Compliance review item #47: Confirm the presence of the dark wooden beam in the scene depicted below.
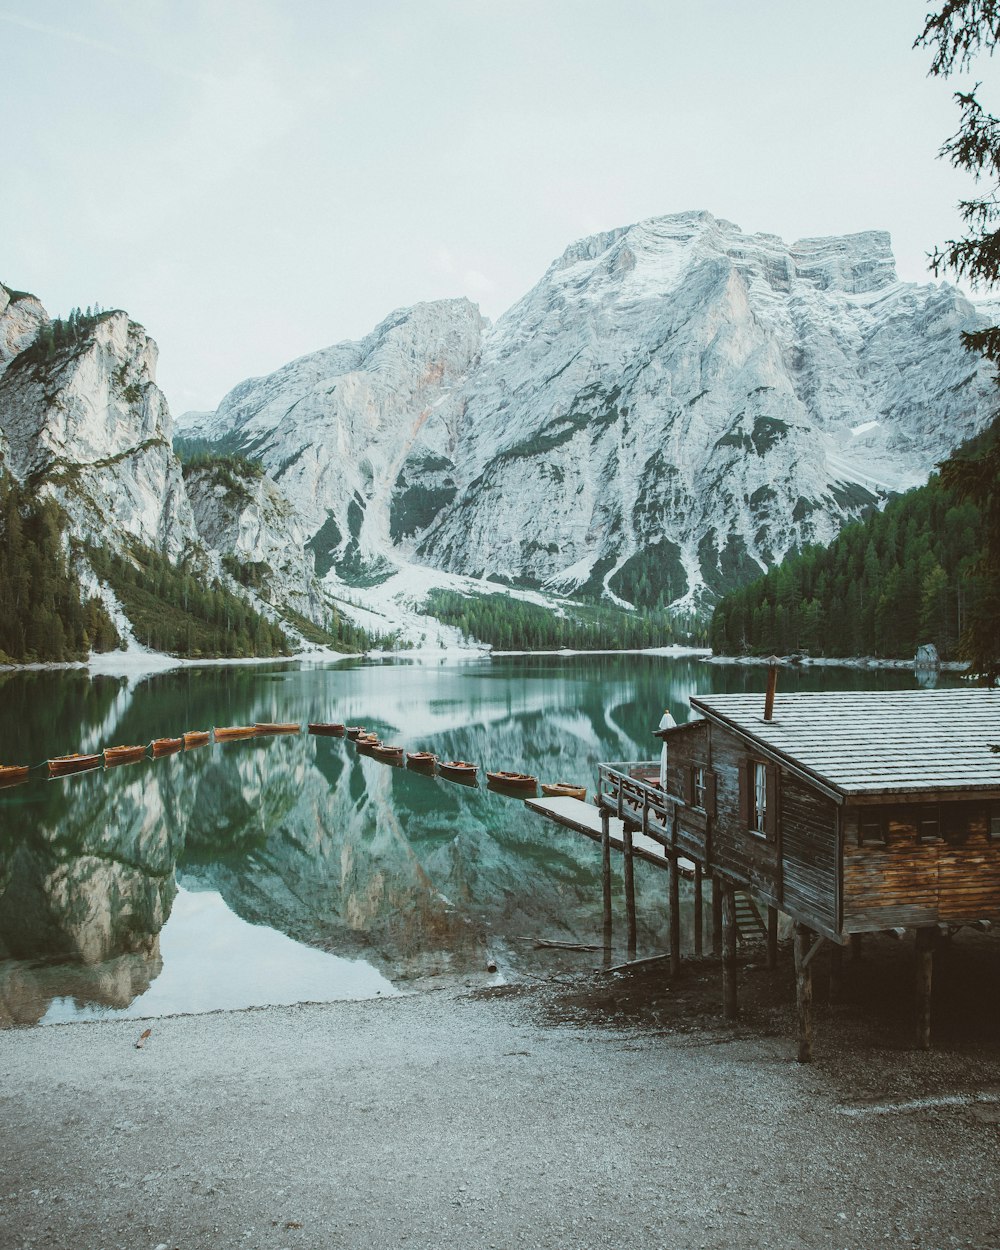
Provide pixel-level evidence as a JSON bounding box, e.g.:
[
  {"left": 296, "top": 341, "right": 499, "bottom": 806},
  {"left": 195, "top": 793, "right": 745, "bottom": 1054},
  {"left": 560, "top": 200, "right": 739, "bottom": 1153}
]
[
  {"left": 600, "top": 808, "right": 612, "bottom": 940},
  {"left": 669, "top": 854, "right": 681, "bottom": 977},
  {"left": 800, "top": 934, "right": 825, "bottom": 970},
  {"left": 622, "top": 823, "right": 637, "bottom": 956},
  {"left": 712, "top": 875, "right": 723, "bottom": 957},
  {"left": 915, "top": 926, "right": 935, "bottom": 1051},
  {"left": 794, "top": 922, "right": 814, "bottom": 1063},
  {"left": 693, "top": 863, "right": 704, "bottom": 957},
  {"left": 722, "top": 882, "right": 738, "bottom": 1019}
]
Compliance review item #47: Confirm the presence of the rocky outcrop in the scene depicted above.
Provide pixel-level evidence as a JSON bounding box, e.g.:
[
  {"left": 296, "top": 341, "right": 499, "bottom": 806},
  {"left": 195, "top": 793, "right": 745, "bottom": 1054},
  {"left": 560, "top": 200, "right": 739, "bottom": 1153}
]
[
  {"left": 184, "top": 459, "right": 323, "bottom": 621},
  {"left": 0, "top": 308, "right": 199, "bottom": 559},
  {"left": 0, "top": 297, "right": 330, "bottom": 636},
  {"left": 0, "top": 285, "right": 47, "bottom": 374}
]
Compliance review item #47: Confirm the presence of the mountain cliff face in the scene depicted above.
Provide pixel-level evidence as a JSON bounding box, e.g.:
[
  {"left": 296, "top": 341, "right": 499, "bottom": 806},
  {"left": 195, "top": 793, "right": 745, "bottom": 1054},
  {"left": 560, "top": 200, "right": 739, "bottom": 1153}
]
[
  {"left": 191, "top": 213, "right": 995, "bottom": 614},
  {"left": 0, "top": 303, "right": 197, "bottom": 559},
  {"left": 0, "top": 286, "right": 329, "bottom": 644},
  {"left": 183, "top": 459, "right": 322, "bottom": 621},
  {"left": 192, "top": 298, "right": 485, "bottom": 584}
]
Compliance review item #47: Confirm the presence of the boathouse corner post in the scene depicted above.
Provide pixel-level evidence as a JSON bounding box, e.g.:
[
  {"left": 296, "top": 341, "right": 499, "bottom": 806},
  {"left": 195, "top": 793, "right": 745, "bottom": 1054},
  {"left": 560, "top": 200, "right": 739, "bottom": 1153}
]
[
  {"left": 915, "top": 926, "right": 935, "bottom": 1051},
  {"left": 793, "top": 922, "right": 814, "bottom": 1063},
  {"left": 721, "top": 881, "right": 738, "bottom": 1018},
  {"left": 711, "top": 875, "right": 723, "bottom": 957},
  {"left": 693, "top": 863, "right": 704, "bottom": 957},
  {"left": 668, "top": 854, "right": 681, "bottom": 977},
  {"left": 600, "top": 808, "right": 613, "bottom": 943},
  {"left": 622, "top": 823, "right": 637, "bottom": 955}
]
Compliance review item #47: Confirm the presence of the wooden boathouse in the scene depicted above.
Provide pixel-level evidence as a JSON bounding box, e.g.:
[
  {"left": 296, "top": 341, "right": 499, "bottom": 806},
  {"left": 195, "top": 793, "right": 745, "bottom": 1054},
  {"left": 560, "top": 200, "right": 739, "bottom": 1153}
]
[{"left": 530, "top": 687, "right": 1000, "bottom": 1060}]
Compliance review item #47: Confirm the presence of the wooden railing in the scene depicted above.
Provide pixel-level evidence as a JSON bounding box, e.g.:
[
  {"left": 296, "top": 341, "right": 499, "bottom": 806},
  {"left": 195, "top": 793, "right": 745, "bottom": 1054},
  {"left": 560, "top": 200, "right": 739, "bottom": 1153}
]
[
  {"left": 597, "top": 761, "right": 709, "bottom": 863},
  {"left": 597, "top": 762, "right": 677, "bottom": 843}
]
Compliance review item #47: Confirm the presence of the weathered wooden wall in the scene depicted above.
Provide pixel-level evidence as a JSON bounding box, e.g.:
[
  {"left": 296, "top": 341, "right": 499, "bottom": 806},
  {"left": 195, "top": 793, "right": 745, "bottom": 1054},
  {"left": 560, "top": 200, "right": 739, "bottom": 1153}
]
[
  {"left": 781, "top": 777, "right": 838, "bottom": 933},
  {"left": 843, "top": 803, "right": 1000, "bottom": 931}
]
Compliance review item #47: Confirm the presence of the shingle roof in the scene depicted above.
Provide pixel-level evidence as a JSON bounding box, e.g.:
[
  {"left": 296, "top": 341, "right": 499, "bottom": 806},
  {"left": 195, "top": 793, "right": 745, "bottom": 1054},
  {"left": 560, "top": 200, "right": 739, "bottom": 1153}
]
[{"left": 689, "top": 689, "right": 1000, "bottom": 797}]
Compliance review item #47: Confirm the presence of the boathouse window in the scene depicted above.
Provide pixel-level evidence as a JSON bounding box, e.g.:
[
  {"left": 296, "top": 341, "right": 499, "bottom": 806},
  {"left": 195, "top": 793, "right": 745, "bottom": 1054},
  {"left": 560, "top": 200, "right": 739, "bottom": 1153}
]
[
  {"left": 739, "top": 759, "right": 776, "bottom": 839},
  {"left": 693, "top": 766, "right": 706, "bottom": 808},
  {"left": 683, "top": 764, "right": 716, "bottom": 815},
  {"left": 859, "top": 813, "right": 887, "bottom": 847},
  {"left": 989, "top": 804, "right": 1000, "bottom": 841},
  {"left": 751, "top": 763, "right": 767, "bottom": 835}
]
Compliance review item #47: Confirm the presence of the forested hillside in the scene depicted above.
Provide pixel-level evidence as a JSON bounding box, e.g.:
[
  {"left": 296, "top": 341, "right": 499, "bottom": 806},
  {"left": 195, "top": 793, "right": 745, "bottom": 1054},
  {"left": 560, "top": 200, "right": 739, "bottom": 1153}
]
[
  {"left": 84, "top": 543, "right": 292, "bottom": 659},
  {"left": 424, "top": 588, "right": 705, "bottom": 651},
  {"left": 0, "top": 474, "right": 119, "bottom": 663},
  {"left": 709, "top": 425, "right": 995, "bottom": 660}
]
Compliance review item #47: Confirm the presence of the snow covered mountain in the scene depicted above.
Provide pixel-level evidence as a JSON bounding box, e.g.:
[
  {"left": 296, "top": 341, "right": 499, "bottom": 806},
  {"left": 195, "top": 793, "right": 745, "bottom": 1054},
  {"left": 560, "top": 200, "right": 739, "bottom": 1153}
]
[
  {"left": 2, "top": 209, "right": 994, "bottom": 653},
  {"left": 191, "top": 212, "right": 995, "bottom": 614}
]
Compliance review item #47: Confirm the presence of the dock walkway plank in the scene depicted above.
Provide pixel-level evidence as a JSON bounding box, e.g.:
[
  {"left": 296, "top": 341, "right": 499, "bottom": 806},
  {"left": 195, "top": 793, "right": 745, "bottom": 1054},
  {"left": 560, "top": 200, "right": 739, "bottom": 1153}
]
[{"left": 525, "top": 796, "right": 695, "bottom": 874}]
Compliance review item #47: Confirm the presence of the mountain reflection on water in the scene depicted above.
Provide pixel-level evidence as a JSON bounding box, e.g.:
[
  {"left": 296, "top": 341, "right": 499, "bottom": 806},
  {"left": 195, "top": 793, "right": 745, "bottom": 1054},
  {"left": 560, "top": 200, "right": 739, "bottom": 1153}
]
[{"left": 0, "top": 654, "right": 947, "bottom": 1026}]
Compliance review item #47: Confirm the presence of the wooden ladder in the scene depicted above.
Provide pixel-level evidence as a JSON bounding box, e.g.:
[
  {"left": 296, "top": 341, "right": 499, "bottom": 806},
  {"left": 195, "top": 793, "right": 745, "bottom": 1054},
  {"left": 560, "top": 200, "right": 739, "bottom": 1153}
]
[{"left": 733, "top": 891, "right": 767, "bottom": 943}]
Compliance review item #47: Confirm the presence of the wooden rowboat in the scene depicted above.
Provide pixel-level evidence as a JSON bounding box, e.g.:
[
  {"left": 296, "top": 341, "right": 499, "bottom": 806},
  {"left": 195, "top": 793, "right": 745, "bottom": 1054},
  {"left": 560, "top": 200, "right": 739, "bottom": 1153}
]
[
  {"left": 214, "top": 726, "right": 257, "bottom": 740},
  {"left": 183, "top": 730, "right": 210, "bottom": 748},
  {"left": 104, "top": 744, "right": 148, "bottom": 766},
  {"left": 254, "top": 722, "right": 300, "bottom": 734},
  {"left": 309, "top": 723, "right": 346, "bottom": 736},
  {"left": 540, "top": 782, "right": 587, "bottom": 801},
  {"left": 439, "top": 760, "right": 478, "bottom": 783},
  {"left": 406, "top": 751, "right": 437, "bottom": 769},
  {"left": 486, "top": 770, "right": 538, "bottom": 792},
  {"left": 345, "top": 726, "right": 364, "bottom": 740},
  {"left": 356, "top": 735, "right": 380, "bottom": 753},
  {"left": 151, "top": 737, "right": 183, "bottom": 756},
  {"left": 371, "top": 744, "right": 404, "bottom": 763},
  {"left": 0, "top": 764, "right": 30, "bottom": 787},
  {"left": 48, "top": 753, "right": 102, "bottom": 776}
]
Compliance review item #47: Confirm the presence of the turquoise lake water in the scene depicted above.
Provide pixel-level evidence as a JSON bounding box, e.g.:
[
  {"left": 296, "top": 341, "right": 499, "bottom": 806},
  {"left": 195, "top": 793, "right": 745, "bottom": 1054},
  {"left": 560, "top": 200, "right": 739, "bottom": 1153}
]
[{"left": 0, "top": 654, "right": 955, "bottom": 1025}]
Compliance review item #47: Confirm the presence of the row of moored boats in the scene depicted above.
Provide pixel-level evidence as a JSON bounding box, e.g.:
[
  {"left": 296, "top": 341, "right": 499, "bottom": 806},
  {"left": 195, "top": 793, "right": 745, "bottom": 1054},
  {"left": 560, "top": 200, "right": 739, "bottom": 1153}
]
[
  {"left": 0, "top": 722, "right": 302, "bottom": 785},
  {"left": 0, "top": 720, "right": 586, "bottom": 799},
  {"left": 333, "top": 723, "right": 585, "bottom": 798}
]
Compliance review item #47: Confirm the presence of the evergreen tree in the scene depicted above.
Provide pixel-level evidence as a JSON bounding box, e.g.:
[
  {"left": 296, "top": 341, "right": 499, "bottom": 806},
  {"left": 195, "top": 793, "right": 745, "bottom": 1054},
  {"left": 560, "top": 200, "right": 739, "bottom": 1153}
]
[{"left": 917, "top": 4, "right": 1000, "bottom": 681}]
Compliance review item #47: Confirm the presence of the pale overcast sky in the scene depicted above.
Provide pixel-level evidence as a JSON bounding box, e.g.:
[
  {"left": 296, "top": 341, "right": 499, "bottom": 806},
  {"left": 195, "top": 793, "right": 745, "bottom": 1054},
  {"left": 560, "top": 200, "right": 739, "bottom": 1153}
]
[{"left": 0, "top": 0, "right": 987, "bottom": 415}]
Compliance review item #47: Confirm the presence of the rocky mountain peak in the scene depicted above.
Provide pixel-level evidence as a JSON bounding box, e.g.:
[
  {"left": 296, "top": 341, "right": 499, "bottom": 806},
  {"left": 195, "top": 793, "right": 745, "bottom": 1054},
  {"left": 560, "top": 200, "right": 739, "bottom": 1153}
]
[{"left": 0, "top": 284, "right": 47, "bottom": 376}]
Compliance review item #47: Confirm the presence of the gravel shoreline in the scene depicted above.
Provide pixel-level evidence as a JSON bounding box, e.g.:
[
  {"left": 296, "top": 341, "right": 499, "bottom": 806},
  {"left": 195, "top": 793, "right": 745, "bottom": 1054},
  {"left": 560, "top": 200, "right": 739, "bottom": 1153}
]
[{"left": 2, "top": 967, "right": 999, "bottom": 1250}]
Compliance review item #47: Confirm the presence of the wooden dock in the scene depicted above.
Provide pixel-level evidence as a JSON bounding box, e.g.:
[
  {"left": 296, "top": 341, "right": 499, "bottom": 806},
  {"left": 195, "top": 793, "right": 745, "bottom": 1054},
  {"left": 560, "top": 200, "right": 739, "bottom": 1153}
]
[{"left": 525, "top": 795, "right": 696, "bottom": 874}]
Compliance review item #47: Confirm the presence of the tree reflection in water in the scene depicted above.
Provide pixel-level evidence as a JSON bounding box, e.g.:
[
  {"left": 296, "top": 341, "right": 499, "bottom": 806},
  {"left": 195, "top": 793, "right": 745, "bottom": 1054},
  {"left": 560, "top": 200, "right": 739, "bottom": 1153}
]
[{"left": 0, "top": 655, "right": 940, "bottom": 1024}]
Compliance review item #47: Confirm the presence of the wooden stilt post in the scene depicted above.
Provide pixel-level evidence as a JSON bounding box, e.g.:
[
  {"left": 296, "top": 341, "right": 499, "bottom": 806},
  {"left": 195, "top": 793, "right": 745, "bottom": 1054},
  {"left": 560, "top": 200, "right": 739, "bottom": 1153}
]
[
  {"left": 668, "top": 854, "right": 681, "bottom": 977},
  {"left": 600, "top": 809, "right": 612, "bottom": 943},
  {"left": 915, "top": 926, "right": 935, "bottom": 1051},
  {"left": 712, "top": 875, "right": 723, "bottom": 957},
  {"left": 622, "top": 824, "right": 637, "bottom": 956},
  {"left": 828, "top": 942, "right": 844, "bottom": 1003},
  {"left": 693, "top": 863, "right": 704, "bottom": 957},
  {"left": 793, "top": 922, "right": 813, "bottom": 1063},
  {"left": 766, "top": 905, "right": 778, "bottom": 969},
  {"left": 721, "top": 882, "right": 738, "bottom": 1018}
]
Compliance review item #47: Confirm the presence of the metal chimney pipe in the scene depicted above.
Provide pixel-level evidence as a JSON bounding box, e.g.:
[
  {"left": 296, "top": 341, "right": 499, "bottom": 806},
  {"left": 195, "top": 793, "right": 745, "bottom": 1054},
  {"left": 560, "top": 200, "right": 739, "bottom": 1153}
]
[{"left": 764, "top": 659, "right": 779, "bottom": 721}]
